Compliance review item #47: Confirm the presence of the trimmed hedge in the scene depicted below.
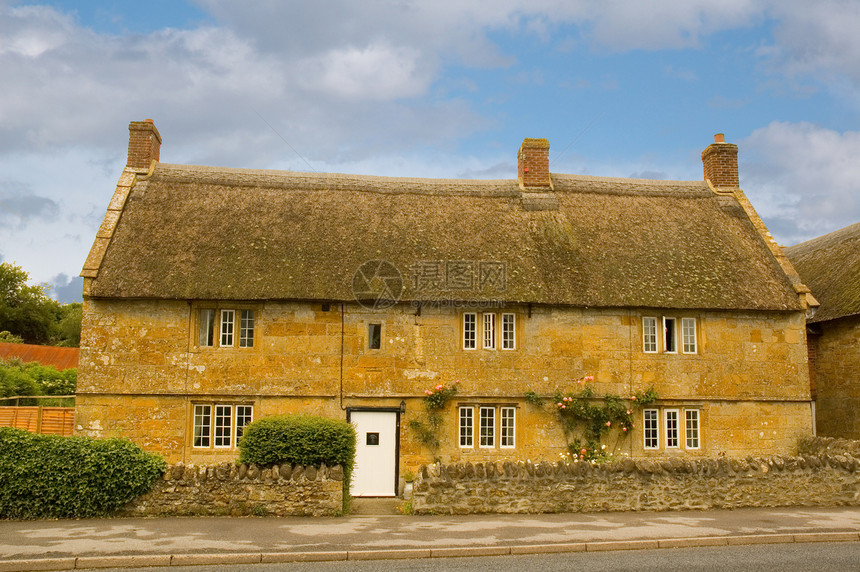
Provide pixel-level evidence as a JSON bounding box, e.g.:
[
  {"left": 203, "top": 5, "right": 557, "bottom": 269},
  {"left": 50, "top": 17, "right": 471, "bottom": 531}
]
[
  {"left": 0, "top": 428, "right": 166, "bottom": 519},
  {"left": 238, "top": 414, "right": 356, "bottom": 478}
]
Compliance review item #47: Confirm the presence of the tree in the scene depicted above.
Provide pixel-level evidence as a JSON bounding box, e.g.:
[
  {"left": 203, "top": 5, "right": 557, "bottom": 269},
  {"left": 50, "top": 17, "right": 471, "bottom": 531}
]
[{"left": 0, "top": 262, "right": 79, "bottom": 346}]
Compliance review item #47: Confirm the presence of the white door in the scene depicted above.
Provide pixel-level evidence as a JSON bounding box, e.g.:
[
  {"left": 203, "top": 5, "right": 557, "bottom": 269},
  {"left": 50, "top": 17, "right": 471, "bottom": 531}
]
[{"left": 350, "top": 410, "right": 398, "bottom": 497}]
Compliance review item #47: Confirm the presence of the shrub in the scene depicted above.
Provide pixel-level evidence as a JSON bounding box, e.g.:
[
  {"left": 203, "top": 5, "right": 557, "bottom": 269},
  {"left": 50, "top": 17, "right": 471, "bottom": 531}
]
[
  {"left": 0, "top": 427, "right": 165, "bottom": 519},
  {"left": 238, "top": 414, "right": 355, "bottom": 473}
]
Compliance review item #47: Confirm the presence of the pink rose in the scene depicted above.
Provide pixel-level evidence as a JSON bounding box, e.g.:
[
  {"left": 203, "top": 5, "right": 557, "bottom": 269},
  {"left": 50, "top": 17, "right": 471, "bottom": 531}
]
[
  {"left": 606, "top": 421, "right": 611, "bottom": 427},
  {"left": 425, "top": 390, "right": 433, "bottom": 395},
  {"left": 584, "top": 375, "right": 594, "bottom": 381}
]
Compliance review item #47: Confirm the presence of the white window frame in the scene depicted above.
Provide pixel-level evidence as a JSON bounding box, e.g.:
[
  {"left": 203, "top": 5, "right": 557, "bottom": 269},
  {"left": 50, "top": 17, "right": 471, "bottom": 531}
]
[
  {"left": 643, "top": 317, "right": 657, "bottom": 353},
  {"left": 199, "top": 309, "right": 216, "bottom": 347},
  {"left": 214, "top": 404, "right": 233, "bottom": 448},
  {"left": 239, "top": 309, "right": 255, "bottom": 348},
  {"left": 220, "top": 309, "right": 235, "bottom": 347},
  {"left": 459, "top": 406, "right": 474, "bottom": 447},
  {"left": 500, "top": 406, "right": 516, "bottom": 448},
  {"left": 682, "top": 317, "right": 697, "bottom": 354},
  {"left": 644, "top": 409, "right": 659, "bottom": 449},
  {"left": 479, "top": 406, "right": 495, "bottom": 448},
  {"left": 665, "top": 409, "right": 680, "bottom": 449},
  {"left": 463, "top": 313, "right": 477, "bottom": 350},
  {"left": 685, "top": 409, "right": 700, "bottom": 449},
  {"left": 502, "top": 313, "right": 516, "bottom": 350},
  {"left": 193, "top": 404, "right": 212, "bottom": 448},
  {"left": 193, "top": 403, "right": 253, "bottom": 450},
  {"left": 483, "top": 313, "right": 496, "bottom": 350}
]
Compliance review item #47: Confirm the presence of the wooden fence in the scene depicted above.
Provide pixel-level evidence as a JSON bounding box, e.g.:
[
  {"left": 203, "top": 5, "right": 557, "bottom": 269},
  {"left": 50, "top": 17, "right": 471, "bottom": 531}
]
[{"left": 0, "top": 406, "right": 75, "bottom": 436}]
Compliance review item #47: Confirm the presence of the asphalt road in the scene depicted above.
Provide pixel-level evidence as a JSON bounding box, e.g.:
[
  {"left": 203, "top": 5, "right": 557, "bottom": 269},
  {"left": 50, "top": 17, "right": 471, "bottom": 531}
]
[{"left": 84, "top": 542, "right": 860, "bottom": 572}]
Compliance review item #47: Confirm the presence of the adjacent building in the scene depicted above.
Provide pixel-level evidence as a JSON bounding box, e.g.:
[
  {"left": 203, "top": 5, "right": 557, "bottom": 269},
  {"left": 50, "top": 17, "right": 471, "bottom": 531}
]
[{"left": 785, "top": 222, "right": 860, "bottom": 439}]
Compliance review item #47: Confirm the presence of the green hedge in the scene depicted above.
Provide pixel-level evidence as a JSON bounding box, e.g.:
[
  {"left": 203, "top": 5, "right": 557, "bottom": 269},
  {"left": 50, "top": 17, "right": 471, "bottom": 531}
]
[
  {"left": 0, "top": 428, "right": 166, "bottom": 519},
  {"left": 238, "top": 414, "right": 356, "bottom": 479}
]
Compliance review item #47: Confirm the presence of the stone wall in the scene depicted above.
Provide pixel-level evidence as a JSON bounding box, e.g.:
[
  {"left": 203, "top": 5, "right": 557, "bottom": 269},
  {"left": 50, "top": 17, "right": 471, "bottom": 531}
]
[
  {"left": 77, "top": 298, "right": 812, "bottom": 468},
  {"left": 412, "top": 442, "right": 860, "bottom": 514},
  {"left": 120, "top": 463, "right": 344, "bottom": 517}
]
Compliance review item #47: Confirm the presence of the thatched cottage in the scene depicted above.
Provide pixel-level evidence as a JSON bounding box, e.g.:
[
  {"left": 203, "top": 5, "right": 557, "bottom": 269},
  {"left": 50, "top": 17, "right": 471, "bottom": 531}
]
[
  {"left": 785, "top": 222, "right": 860, "bottom": 439},
  {"left": 77, "top": 120, "right": 816, "bottom": 496}
]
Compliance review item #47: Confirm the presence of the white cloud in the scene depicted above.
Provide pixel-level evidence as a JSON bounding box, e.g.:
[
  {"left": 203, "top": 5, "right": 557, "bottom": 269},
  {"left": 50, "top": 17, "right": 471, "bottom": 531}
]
[{"left": 742, "top": 121, "right": 860, "bottom": 244}]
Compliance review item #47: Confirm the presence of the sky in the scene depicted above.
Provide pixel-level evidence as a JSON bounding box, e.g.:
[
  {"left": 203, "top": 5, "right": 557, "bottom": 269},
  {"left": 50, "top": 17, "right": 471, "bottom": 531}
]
[{"left": 1, "top": 0, "right": 859, "bottom": 303}]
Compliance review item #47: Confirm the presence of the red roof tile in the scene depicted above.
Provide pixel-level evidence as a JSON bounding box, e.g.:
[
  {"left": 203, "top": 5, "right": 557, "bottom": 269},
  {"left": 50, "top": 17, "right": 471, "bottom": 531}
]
[{"left": 0, "top": 343, "right": 79, "bottom": 370}]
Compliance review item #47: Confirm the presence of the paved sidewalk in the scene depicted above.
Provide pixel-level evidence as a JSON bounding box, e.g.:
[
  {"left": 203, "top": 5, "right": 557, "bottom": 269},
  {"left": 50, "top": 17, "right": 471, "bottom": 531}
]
[{"left": 1, "top": 506, "right": 859, "bottom": 570}]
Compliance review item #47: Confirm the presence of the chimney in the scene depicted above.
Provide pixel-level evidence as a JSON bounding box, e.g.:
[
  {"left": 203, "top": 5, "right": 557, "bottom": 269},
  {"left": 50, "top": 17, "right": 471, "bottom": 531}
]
[
  {"left": 127, "top": 119, "right": 161, "bottom": 171},
  {"left": 518, "top": 138, "right": 551, "bottom": 188},
  {"left": 702, "top": 133, "right": 738, "bottom": 188}
]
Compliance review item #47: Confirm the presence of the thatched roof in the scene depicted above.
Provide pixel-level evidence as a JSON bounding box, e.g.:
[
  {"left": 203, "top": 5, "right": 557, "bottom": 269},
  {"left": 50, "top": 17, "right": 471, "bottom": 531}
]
[
  {"left": 784, "top": 222, "right": 860, "bottom": 322},
  {"left": 82, "top": 163, "right": 802, "bottom": 311}
]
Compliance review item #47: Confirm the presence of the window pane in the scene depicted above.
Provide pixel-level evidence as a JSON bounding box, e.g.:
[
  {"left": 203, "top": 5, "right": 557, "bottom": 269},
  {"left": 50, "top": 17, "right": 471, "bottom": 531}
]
[
  {"left": 214, "top": 405, "right": 232, "bottom": 448},
  {"left": 502, "top": 313, "right": 516, "bottom": 350},
  {"left": 220, "top": 310, "right": 235, "bottom": 347},
  {"left": 643, "top": 317, "right": 657, "bottom": 353},
  {"left": 239, "top": 310, "right": 254, "bottom": 348},
  {"left": 459, "top": 407, "right": 474, "bottom": 447},
  {"left": 665, "top": 410, "right": 679, "bottom": 448},
  {"left": 463, "top": 313, "right": 476, "bottom": 350},
  {"left": 663, "top": 317, "right": 677, "bottom": 353},
  {"left": 682, "top": 318, "right": 697, "bottom": 354},
  {"left": 686, "top": 410, "right": 700, "bottom": 449},
  {"left": 193, "top": 404, "right": 211, "bottom": 448},
  {"left": 368, "top": 323, "right": 381, "bottom": 350},
  {"left": 199, "top": 309, "right": 215, "bottom": 347},
  {"left": 479, "top": 406, "right": 495, "bottom": 447},
  {"left": 483, "top": 313, "right": 496, "bottom": 350},
  {"left": 500, "top": 406, "right": 515, "bottom": 448},
  {"left": 644, "top": 409, "right": 658, "bottom": 449},
  {"left": 235, "top": 405, "right": 253, "bottom": 442}
]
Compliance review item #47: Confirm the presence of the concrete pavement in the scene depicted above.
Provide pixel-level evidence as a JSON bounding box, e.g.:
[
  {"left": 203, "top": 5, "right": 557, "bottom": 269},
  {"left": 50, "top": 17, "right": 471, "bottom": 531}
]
[{"left": 1, "top": 506, "right": 859, "bottom": 570}]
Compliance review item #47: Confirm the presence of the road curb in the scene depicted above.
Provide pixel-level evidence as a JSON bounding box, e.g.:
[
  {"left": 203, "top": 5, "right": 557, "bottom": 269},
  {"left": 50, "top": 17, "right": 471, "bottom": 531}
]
[{"left": 1, "top": 532, "right": 859, "bottom": 570}]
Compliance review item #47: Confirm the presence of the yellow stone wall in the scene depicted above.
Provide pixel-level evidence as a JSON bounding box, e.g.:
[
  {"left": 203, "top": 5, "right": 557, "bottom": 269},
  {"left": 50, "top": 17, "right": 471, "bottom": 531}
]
[
  {"left": 812, "top": 315, "right": 860, "bottom": 439},
  {"left": 76, "top": 298, "right": 813, "bottom": 468}
]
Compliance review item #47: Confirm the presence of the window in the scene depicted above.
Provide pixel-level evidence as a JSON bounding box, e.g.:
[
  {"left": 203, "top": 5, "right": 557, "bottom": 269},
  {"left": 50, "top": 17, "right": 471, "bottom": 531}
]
[
  {"left": 239, "top": 310, "right": 254, "bottom": 348},
  {"left": 214, "top": 404, "right": 232, "bottom": 448},
  {"left": 663, "top": 317, "right": 677, "bottom": 353},
  {"left": 685, "top": 410, "right": 700, "bottom": 449},
  {"left": 479, "top": 407, "right": 495, "bottom": 447},
  {"left": 193, "top": 404, "right": 211, "bottom": 448},
  {"left": 502, "top": 314, "right": 516, "bottom": 350},
  {"left": 459, "top": 406, "right": 474, "bottom": 447},
  {"left": 192, "top": 403, "right": 253, "bottom": 449},
  {"left": 644, "top": 409, "right": 659, "bottom": 449},
  {"left": 459, "top": 405, "right": 516, "bottom": 449},
  {"left": 464, "top": 312, "right": 518, "bottom": 351},
  {"left": 463, "top": 313, "right": 477, "bottom": 350},
  {"left": 500, "top": 406, "right": 516, "bottom": 448},
  {"left": 198, "top": 308, "right": 255, "bottom": 348},
  {"left": 220, "top": 310, "right": 235, "bottom": 347},
  {"left": 682, "top": 318, "right": 697, "bottom": 354},
  {"left": 643, "top": 317, "right": 657, "bottom": 353},
  {"left": 644, "top": 316, "right": 697, "bottom": 354},
  {"left": 368, "top": 323, "right": 381, "bottom": 350},
  {"left": 483, "top": 313, "right": 496, "bottom": 350},
  {"left": 199, "top": 309, "right": 216, "bottom": 347},
  {"left": 665, "top": 409, "right": 680, "bottom": 448}
]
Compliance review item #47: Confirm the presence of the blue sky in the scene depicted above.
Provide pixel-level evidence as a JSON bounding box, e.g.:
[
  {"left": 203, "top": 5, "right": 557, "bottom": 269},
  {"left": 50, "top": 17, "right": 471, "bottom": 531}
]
[{"left": 1, "top": 1, "right": 859, "bottom": 302}]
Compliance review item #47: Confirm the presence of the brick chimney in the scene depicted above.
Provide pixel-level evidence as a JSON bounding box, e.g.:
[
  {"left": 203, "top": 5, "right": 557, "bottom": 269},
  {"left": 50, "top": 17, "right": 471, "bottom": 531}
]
[
  {"left": 702, "top": 133, "right": 739, "bottom": 188},
  {"left": 127, "top": 119, "right": 161, "bottom": 171},
  {"left": 518, "top": 138, "right": 551, "bottom": 188}
]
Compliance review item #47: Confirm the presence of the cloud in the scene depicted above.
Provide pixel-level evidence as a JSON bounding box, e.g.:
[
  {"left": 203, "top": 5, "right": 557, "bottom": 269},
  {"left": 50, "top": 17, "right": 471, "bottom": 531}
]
[
  {"left": 766, "top": 0, "right": 860, "bottom": 88},
  {"left": 48, "top": 273, "right": 83, "bottom": 304},
  {"left": 0, "top": 181, "right": 60, "bottom": 225},
  {"left": 742, "top": 121, "right": 860, "bottom": 244}
]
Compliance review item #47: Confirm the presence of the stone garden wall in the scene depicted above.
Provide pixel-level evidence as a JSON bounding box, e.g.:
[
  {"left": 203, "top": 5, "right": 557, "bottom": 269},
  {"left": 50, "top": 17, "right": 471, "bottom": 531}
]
[
  {"left": 412, "top": 437, "right": 860, "bottom": 514},
  {"left": 120, "top": 463, "right": 343, "bottom": 517}
]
